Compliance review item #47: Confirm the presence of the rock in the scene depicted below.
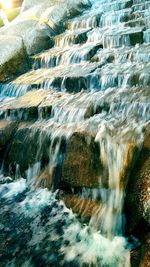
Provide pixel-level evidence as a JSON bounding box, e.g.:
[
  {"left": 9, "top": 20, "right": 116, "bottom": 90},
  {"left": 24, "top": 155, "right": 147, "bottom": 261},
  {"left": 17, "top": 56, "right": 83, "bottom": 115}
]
[
  {"left": 131, "top": 233, "right": 150, "bottom": 267},
  {"left": 0, "top": 121, "right": 18, "bottom": 162},
  {"left": 3, "top": 121, "right": 67, "bottom": 181},
  {"left": 125, "top": 124, "right": 150, "bottom": 236},
  {"left": 61, "top": 131, "right": 103, "bottom": 188},
  {"left": 0, "top": 35, "right": 28, "bottom": 82},
  {"left": 39, "top": 1, "right": 91, "bottom": 34},
  {"left": 0, "top": 90, "right": 49, "bottom": 121},
  {"left": 39, "top": 5, "right": 68, "bottom": 34},
  {"left": 62, "top": 193, "right": 101, "bottom": 220},
  {"left": 0, "top": 19, "right": 54, "bottom": 56},
  {"left": 21, "top": 0, "right": 50, "bottom": 13},
  {"left": 7, "top": 62, "right": 97, "bottom": 93},
  {"left": 35, "top": 167, "right": 53, "bottom": 189},
  {"left": 4, "top": 123, "right": 51, "bottom": 176},
  {"left": 140, "top": 233, "right": 150, "bottom": 267},
  {"left": 55, "top": 29, "right": 89, "bottom": 46}
]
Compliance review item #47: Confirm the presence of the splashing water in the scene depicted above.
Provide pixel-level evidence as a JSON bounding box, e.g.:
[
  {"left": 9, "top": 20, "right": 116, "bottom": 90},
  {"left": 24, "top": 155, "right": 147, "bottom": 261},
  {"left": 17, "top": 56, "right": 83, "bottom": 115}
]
[{"left": 0, "top": 177, "right": 131, "bottom": 267}]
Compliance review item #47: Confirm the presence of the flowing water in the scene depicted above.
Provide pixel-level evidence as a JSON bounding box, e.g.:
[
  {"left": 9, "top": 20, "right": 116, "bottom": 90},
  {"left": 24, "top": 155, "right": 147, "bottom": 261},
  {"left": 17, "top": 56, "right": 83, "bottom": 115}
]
[{"left": 0, "top": 0, "right": 150, "bottom": 266}]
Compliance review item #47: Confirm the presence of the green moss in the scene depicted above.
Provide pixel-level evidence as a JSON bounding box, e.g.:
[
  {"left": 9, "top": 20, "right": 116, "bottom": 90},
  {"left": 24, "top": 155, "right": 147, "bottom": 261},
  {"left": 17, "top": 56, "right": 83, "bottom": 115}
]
[{"left": 0, "top": 8, "right": 20, "bottom": 27}]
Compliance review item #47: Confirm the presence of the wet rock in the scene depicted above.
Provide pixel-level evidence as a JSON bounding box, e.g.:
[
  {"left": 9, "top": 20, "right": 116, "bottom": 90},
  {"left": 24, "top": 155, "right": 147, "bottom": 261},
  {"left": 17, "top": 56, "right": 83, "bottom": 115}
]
[
  {"left": 131, "top": 233, "right": 150, "bottom": 267},
  {"left": 129, "top": 30, "right": 143, "bottom": 46},
  {"left": 0, "top": 35, "right": 28, "bottom": 82},
  {"left": 104, "top": 28, "right": 143, "bottom": 49},
  {"left": 61, "top": 131, "right": 103, "bottom": 188},
  {"left": 0, "top": 90, "right": 49, "bottom": 121},
  {"left": 84, "top": 102, "right": 110, "bottom": 119},
  {"left": 140, "top": 233, "right": 150, "bottom": 267},
  {"left": 0, "top": 121, "right": 18, "bottom": 162},
  {"left": 4, "top": 124, "right": 50, "bottom": 176},
  {"left": 35, "top": 167, "right": 53, "bottom": 189},
  {"left": 21, "top": 0, "right": 91, "bottom": 35},
  {"left": 125, "top": 124, "right": 150, "bottom": 236},
  {"left": 62, "top": 193, "right": 101, "bottom": 220},
  {"left": 9, "top": 62, "right": 97, "bottom": 93},
  {"left": 55, "top": 29, "right": 89, "bottom": 46}
]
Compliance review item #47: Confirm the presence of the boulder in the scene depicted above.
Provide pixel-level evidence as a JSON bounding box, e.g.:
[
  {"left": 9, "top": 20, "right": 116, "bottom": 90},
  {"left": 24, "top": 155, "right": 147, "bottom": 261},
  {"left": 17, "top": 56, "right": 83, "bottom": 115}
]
[
  {"left": 0, "top": 35, "right": 28, "bottom": 82},
  {"left": 39, "top": 1, "right": 91, "bottom": 34},
  {"left": 0, "top": 0, "right": 91, "bottom": 80},
  {"left": 125, "top": 124, "right": 150, "bottom": 236},
  {"left": 0, "top": 19, "right": 54, "bottom": 56}
]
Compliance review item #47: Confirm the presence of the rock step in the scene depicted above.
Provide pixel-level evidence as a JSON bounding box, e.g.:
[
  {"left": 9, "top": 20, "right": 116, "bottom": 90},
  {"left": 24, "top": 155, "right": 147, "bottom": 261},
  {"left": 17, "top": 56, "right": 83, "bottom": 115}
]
[
  {"left": 33, "top": 42, "right": 150, "bottom": 72},
  {"left": 97, "top": 0, "right": 133, "bottom": 12},
  {"left": 66, "top": 8, "right": 132, "bottom": 30},
  {"left": 86, "top": 27, "right": 144, "bottom": 48},
  {"left": 144, "top": 29, "right": 150, "bottom": 43},
  {"left": 0, "top": 87, "right": 149, "bottom": 123},
  {"left": 54, "top": 29, "right": 90, "bottom": 48},
  {"left": 32, "top": 43, "right": 101, "bottom": 69},
  {"left": 124, "top": 17, "right": 147, "bottom": 28},
  {"left": 0, "top": 89, "right": 108, "bottom": 122},
  {"left": 103, "top": 27, "right": 144, "bottom": 48},
  {"left": 133, "top": 0, "right": 146, "bottom": 4},
  {"left": 91, "top": 44, "right": 150, "bottom": 64},
  {"left": 132, "top": 1, "right": 150, "bottom": 12},
  {"left": 1, "top": 61, "right": 150, "bottom": 99},
  {"left": 66, "top": 6, "right": 149, "bottom": 32},
  {"left": 0, "top": 63, "right": 98, "bottom": 97}
]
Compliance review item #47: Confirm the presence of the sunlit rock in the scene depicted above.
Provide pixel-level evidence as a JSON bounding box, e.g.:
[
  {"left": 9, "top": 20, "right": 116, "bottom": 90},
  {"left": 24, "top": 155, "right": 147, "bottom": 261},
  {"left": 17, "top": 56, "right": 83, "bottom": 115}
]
[
  {"left": 0, "top": 35, "right": 28, "bottom": 82},
  {"left": 0, "top": 19, "right": 54, "bottom": 56},
  {"left": 0, "top": 90, "right": 49, "bottom": 121},
  {"left": 21, "top": 0, "right": 47, "bottom": 12}
]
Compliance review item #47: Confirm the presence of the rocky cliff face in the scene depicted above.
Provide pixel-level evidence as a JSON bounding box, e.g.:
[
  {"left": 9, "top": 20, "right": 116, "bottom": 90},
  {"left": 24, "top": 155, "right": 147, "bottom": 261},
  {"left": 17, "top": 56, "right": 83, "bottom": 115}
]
[{"left": 0, "top": 0, "right": 149, "bottom": 266}]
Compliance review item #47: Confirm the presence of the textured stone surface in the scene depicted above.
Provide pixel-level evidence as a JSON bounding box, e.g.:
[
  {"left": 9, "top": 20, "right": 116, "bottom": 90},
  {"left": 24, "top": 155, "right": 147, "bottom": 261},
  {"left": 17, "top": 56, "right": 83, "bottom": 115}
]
[
  {"left": 125, "top": 124, "right": 150, "bottom": 235},
  {"left": 0, "top": 19, "right": 54, "bottom": 56},
  {"left": 4, "top": 123, "right": 50, "bottom": 175},
  {"left": 61, "top": 131, "right": 103, "bottom": 188},
  {"left": 0, "top": 35, "right": 28, "bottom": 82}
]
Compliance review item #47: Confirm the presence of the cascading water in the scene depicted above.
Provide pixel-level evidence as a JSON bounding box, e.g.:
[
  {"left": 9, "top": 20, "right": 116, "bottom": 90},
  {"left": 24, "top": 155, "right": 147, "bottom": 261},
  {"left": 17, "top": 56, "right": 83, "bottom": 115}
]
[{"left": 0, "top": 0, "right": 150, "bottom": 266}]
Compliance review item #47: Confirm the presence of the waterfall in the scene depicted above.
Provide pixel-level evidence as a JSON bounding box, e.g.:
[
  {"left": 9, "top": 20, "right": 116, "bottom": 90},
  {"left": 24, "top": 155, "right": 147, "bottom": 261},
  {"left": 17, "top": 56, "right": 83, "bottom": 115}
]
[{"left": 0, "top": 0, "right": 150, "bottom": 266}]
